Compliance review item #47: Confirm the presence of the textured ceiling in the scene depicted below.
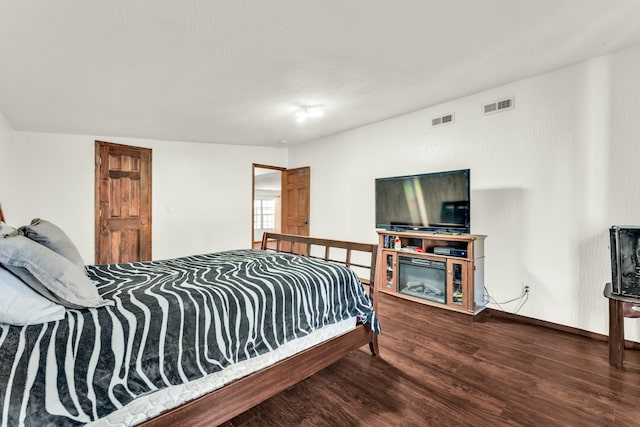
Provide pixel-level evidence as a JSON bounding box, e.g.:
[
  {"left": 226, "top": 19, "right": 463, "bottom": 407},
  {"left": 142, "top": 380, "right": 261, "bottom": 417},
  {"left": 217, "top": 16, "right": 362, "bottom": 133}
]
[{"left": 1, "top": 0, "right": 640, "bottom": 147}]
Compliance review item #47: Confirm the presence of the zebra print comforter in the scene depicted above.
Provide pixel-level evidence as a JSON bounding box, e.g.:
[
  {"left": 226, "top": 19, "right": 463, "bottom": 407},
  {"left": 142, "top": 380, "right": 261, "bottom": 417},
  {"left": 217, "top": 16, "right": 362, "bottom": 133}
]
[{"left": 0, "top": 249, "right": 377, "bottom": 426}]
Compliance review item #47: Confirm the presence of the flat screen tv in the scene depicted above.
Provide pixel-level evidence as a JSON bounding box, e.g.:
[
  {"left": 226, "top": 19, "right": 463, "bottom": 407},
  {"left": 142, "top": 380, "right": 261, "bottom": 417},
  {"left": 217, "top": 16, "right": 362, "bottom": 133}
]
[{"left": 375, "top": 169, "right": 470, "bottom": 234}]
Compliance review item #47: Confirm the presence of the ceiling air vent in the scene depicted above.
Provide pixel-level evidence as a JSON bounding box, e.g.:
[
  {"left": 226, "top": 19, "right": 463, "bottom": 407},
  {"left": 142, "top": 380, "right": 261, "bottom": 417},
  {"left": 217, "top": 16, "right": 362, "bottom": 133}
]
[
  {"left": 431, "top": 113, "right": 455, "bottom": 127},
  {"left": 483, "top": 96, "right": 515, "bottom": 115}
]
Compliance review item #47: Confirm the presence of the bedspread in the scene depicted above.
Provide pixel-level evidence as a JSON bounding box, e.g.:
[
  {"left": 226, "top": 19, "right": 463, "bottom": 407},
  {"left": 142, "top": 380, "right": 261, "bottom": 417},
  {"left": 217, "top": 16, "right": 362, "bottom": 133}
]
[{"left": 0, "top": 249, "right": 377, "bottom": 426}]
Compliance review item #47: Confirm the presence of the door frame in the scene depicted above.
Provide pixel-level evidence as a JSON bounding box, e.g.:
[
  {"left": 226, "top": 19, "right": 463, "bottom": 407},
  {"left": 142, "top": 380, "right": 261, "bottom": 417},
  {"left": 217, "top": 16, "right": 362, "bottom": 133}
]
[{"left": 252, "top": 164, "right": 285, "bottom": 247}]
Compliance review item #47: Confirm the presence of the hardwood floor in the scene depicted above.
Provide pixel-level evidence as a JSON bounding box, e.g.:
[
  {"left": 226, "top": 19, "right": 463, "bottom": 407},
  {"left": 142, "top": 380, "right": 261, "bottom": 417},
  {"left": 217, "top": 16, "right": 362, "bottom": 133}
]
[{"left": 222, "top": 292, "right": 640, "bottom": 426}]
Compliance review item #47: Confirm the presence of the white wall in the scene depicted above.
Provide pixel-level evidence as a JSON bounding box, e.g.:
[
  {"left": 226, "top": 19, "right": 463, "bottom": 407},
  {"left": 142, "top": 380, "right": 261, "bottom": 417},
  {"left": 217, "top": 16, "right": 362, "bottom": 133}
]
[
  {"left": 288, "top": 45, "right": 640, "bottom": 342},
  {"left": 0, "top": 112, "right": 15, "bottom": 215},
  {"left": 8, "top": 132, "right": 287, "bottom": 263}
]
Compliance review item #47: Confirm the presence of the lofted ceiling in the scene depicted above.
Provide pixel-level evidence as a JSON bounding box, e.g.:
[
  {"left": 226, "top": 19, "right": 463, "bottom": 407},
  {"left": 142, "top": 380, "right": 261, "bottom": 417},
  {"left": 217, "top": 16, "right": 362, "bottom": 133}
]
[{"left": 2, "top": 1, "right": 640, "bottom": 147}]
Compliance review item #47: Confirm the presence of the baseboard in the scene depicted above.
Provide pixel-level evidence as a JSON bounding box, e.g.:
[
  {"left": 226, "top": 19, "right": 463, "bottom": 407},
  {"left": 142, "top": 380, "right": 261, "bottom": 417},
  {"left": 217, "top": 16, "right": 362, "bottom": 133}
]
[{"left": 483, "top": 308, "right": 640, "bottom": 350}]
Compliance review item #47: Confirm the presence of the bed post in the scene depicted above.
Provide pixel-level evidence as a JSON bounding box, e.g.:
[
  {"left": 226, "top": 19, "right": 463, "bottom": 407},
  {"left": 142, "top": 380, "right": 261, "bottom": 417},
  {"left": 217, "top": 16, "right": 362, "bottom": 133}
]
[{"left": 368, "top": 244, "right": 379, "bottom": 356}]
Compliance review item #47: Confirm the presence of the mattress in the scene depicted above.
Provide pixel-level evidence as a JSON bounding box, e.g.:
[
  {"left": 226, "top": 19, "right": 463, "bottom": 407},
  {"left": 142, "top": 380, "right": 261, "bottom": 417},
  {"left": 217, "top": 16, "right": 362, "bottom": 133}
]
[
  {"left": 0, "top": 249, "right": 377, "bottom": 426},
  {"left": 91, "top": 317, "right": 357, "bottom": 426}
]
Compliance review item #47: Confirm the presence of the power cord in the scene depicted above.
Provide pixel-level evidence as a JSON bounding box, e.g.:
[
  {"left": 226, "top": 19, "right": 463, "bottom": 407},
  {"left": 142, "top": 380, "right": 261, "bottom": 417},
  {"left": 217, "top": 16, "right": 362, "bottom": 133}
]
[{"left": 484, "top": 285, "right": 529, "bottom": 314}]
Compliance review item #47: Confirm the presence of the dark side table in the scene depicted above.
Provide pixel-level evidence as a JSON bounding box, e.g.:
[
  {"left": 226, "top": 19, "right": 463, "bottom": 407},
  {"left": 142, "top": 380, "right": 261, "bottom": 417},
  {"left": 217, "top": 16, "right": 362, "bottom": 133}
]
[{"left": 603, "top": 283, "right": 640, "bottom": 369}]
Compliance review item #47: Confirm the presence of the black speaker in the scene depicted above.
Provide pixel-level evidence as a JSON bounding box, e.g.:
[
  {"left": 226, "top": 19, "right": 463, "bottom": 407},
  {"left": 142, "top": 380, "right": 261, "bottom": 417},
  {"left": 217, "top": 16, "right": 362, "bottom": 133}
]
[{"left": 610, "top": 226, "right": 640, "bottom": 297}]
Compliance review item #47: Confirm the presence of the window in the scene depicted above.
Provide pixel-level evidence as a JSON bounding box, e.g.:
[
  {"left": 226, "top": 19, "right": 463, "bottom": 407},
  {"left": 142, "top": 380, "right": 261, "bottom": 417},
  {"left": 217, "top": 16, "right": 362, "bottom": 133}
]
[{"left": 254, "top": 199, "right": 275, "bottom": 229}]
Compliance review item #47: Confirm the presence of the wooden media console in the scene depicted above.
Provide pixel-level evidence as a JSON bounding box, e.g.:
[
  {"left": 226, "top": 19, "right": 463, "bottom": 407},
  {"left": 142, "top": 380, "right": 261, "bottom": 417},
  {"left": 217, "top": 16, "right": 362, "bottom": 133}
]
[{"left": 376, "top": 230, "right": 486, "bottom": 315}]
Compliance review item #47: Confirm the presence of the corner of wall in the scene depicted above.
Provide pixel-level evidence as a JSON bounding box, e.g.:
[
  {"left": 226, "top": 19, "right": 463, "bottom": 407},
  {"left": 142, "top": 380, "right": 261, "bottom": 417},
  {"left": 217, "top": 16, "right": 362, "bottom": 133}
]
[{"left": 0, "top": 111, "right": 16, "bottom": 219}]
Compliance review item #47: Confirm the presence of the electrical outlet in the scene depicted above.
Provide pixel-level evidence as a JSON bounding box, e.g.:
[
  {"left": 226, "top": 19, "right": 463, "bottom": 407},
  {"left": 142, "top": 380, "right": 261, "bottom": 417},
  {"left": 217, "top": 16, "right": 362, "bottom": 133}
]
[{"left": 522, "top": 282, "right": 530, "bottom": 294}]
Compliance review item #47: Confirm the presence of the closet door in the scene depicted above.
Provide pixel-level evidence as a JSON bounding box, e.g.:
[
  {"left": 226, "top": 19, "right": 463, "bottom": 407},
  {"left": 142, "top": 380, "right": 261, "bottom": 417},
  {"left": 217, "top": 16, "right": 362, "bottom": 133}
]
[{"left": 95, "top": 141, "right": 152, "bottom": 264}]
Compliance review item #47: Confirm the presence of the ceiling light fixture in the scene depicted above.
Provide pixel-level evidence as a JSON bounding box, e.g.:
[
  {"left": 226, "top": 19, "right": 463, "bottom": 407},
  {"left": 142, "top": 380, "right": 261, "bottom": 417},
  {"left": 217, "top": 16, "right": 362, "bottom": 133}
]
[{"left": 295, "top": 105, "right": 324, "bottom": 123}]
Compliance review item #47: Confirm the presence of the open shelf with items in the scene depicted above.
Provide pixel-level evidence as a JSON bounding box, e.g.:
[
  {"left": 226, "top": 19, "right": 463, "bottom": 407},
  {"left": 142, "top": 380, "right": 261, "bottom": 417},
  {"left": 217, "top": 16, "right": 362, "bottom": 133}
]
[{"left": 376, "top": 230, "right": 486, "bottom": 315}]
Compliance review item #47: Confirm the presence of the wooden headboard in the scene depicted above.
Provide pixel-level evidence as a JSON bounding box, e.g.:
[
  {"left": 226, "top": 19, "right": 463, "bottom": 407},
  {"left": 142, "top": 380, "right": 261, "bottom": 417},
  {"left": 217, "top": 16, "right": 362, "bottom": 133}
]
[{"left": 0, "top": 203, "right": 4, "bottom": 222}]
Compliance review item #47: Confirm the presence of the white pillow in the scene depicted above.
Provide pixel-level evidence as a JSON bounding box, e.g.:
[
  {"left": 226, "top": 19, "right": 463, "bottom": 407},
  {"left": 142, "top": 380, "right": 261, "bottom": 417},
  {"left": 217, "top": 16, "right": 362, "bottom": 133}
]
[
  {"left": 0, "top": 266, "right": 66, "bottom": 326},
  {"left": 0, "top": 221, "right": 18, "bottom": 238}
]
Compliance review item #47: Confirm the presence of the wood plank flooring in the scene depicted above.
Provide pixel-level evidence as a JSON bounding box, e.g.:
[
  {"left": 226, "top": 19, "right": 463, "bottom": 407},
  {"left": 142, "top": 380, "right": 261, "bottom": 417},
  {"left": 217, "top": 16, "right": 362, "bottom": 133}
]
[{"left": 222, "top": 292, "right": 640, "bottom": 426}]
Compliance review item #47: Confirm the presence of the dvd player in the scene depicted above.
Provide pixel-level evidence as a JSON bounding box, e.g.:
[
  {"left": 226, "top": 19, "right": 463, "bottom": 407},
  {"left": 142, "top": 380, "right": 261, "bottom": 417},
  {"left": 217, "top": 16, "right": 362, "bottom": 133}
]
[{"left": 433, "top": 247, "right": 467, "bottom": 257}]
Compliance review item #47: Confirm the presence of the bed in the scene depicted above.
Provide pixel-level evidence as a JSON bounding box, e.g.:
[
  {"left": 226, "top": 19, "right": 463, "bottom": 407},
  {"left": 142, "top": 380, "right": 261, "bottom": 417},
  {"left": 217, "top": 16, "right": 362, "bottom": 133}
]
[{"left": 0, "top": 228, "right": 379, "bottom": 426}]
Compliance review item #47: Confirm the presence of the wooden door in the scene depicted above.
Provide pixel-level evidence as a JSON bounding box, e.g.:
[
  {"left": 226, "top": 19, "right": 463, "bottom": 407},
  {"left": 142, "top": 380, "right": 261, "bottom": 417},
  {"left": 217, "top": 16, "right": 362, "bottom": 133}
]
[
  {"left": 281, "top": 167, "right": 310, "bottom": 236},
  {"left": 280, "top": 167, "right": 310, "bottom": 255},
  {"left": 95, "top": 141, "right": 152, "bottom": 264}
]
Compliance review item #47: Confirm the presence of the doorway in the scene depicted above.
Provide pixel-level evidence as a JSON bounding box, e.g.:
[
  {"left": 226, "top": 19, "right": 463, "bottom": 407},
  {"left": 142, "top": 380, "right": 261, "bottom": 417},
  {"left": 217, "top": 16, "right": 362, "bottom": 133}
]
[
  {"left": 252, "top": 164, "right": 311, "bottom": 249},
  {"left": 252, "top": 164, "right": 284, "bottom": 249}
]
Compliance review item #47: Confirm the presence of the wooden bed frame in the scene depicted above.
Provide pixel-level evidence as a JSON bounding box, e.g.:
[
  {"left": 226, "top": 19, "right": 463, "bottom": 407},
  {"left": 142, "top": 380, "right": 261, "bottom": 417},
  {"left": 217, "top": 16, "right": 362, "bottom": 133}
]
[{"left": 140, "top": 232, "right": 378, "bottom": 426}]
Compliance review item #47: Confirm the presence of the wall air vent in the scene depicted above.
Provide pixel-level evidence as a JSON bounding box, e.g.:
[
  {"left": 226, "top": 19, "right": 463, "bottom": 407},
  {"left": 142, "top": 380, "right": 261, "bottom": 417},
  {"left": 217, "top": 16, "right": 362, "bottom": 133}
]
[
  {"left": 483, "top": 96, "right": 515, "bottom": 115},
  {"left": 431, "top": 113, "right": 455, "bottom": 127}
]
